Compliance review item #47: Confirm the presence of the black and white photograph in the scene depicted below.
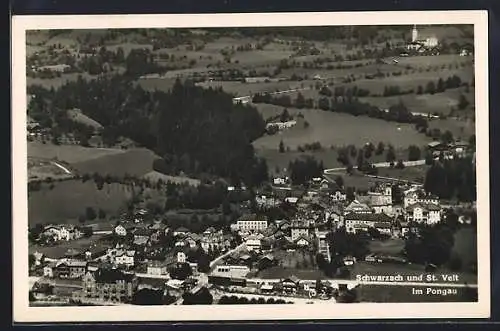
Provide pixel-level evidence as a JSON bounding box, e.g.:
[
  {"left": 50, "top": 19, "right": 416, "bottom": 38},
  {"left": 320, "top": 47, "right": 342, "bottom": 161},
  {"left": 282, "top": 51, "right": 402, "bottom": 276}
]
[{"left": 11, "top": 11, "right": 490, "bottom": 321}]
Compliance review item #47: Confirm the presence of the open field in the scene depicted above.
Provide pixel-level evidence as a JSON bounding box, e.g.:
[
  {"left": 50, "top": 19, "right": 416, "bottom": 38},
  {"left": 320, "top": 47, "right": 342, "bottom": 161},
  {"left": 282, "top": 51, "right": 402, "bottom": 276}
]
[
  {"left": 360, "top": 87, "right": 475, "bottom": 116},
  {"left": 375, "top": 165, "right": 430, "bottom": 183},
  {"left": 27, "top": 142, "right": 126, "bottom": 164},
  {"left": 427, "top": 117, "right": 475, "bottom": 141},
  {"left": 28, "top": 180, "right": 133, "bottom": 225},
  {"left": 71, "top": 148, "right": 160, "bottom": 177},
  {"left": 253, "top": 107, "right": 432, "bottom": 150},
  {"left": 393, "top": 54, "right": 472, "bottom": 68},
  {"left": 28, "top": 157, "right": 74, "bottom": 182},
  {"left": 357, "top": 284, "right": 477, "bottom": 303},
  {"left": 28, "top": 234, "right": 109, "bottom": 259}
]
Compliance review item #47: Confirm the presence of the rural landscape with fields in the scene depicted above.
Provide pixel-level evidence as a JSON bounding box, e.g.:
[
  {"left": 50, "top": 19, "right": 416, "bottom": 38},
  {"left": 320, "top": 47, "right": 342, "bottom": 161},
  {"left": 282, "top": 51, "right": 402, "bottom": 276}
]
[{"left": 24, "top": 24, "right": 478, "bottom": 308}]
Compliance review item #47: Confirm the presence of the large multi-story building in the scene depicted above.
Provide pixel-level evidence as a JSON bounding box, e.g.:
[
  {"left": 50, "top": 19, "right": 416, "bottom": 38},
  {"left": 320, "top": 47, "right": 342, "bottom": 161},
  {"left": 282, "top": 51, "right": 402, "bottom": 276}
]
[
  {"left": 234, "top": 214, "right": 269, "bottom": 232},
  {"left": 344, "top": 212, "right": 394, "bottom": 234},
  {"left": 212, "top": 265, "right": 250, "bottom": 279},
  {"left": 76, "top": 268, "right": 138, "bottom": 304},
  {"left": 406, "top": 203, "right": 442, "bottom": 225}
]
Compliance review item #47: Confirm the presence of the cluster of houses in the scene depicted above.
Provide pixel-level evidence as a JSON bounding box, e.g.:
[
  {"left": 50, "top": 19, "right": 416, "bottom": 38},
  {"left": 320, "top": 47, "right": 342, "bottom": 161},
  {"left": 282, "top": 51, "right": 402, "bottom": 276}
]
[{"left": 219, "top": 174, "right": 447, "bottom": 275}]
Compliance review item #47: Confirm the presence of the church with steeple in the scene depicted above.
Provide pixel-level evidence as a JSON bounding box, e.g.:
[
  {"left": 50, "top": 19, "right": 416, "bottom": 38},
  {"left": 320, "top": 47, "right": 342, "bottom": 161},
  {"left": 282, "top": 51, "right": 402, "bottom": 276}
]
[{"left": 407, "top": 25, "right": 439, "bottom": 52}]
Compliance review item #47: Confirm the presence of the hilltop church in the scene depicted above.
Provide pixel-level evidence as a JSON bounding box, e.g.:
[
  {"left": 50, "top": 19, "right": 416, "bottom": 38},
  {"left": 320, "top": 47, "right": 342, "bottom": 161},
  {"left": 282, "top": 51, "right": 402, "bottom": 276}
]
[{"left": 406, "top": 25, "right": 439, "bottom": 53}]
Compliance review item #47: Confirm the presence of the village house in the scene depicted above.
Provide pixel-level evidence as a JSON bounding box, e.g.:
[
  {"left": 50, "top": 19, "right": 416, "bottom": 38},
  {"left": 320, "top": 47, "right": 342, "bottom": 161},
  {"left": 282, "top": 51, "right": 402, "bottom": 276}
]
[
  {"left": 399, "top": 221, "right": 421, "bottom": 237},
  {"left": 330, "top": 190, "right": 347, "bottom": 202},
  {"left": 290, "top": 220, "right": 311, "bottom": 241},
  {"left": 173, "top": 227, "right": 190, "bottom": 237},
  {"left": 281, "top": 276, "right": 300, "bottom": 294},
  {"left": 245, "top": 236, "right": 262, "bottom": 252},
  {"left": 294, "top": 234, "right": 314, "bottom": 248},
  {"left": 234, "top": 214, "right": 269, "bottom": 232},
  {"left": 273, "top": 177, "right": 288, "bottom": 185},
  {"left": 40, "top": 224, "right": 82, "bottom": 242},
  {"left": 76, "top": 268, "right": 138, "bottom": 304},
  {"left": 114, "top": 224, "right": 128, "bottom": 237},
  {"left": 344, "top": 212, "right": 394, "bottom": 234},
  {"left": 147, "top": 261, "right": 169, "bottom": 276},
  {"left": 406, "top": 203, "right": 442, "bottom": 225},
  {"left": 256, "top": 194, "right": 281, "bottom": 208}
]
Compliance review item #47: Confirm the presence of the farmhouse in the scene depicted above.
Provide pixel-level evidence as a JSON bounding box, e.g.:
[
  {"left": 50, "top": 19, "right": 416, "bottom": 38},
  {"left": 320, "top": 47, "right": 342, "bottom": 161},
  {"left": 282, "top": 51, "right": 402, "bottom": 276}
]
[{"left": 266, "top": 120, "right": 297, "bottom": 131}]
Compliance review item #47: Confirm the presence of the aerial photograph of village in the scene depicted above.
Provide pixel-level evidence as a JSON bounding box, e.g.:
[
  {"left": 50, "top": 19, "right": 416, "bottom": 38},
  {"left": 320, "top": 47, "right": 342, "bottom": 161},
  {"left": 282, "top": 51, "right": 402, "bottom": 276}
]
[{"left": 25, "top": 24, "right": 478, "bottom": 306}]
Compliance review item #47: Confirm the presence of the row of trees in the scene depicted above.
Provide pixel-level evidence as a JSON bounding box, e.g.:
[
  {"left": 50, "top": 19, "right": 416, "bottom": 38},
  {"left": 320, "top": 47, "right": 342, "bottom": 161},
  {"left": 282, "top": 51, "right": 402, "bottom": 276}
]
[
  {"left": 424, "top": 156, "right": 476, "bottom": 202},
  {"left": 288, "top": 156, "right": 324, "bottom": 185}
]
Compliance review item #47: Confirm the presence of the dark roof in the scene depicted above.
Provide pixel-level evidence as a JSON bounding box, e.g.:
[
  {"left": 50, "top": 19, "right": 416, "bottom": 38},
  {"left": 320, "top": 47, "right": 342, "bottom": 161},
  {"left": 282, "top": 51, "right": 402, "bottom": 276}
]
[
  {"left": 134, "top": 228, "right": 155, "bottom": 236},
  {"left": 407, "top": 203, "right": 441, "bottom": 211},
  {"left": 93, "top": 268, "right": 135, "bottom": 283},
  {"left": 238, "top": 214, "right": 269, "bottom": 222},
  {"left": 175, "top": 227, "right": 190, "bottom": 233},
  {"left": 345, "top": 212, "right": 393, "bottom": 222}
]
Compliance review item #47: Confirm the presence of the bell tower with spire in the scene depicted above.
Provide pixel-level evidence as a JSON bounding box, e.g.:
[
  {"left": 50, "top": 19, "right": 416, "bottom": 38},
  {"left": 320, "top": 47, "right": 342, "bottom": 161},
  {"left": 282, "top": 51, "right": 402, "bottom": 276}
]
[{"left": 412, "top": 24, "right": 418, "bottom": 42}]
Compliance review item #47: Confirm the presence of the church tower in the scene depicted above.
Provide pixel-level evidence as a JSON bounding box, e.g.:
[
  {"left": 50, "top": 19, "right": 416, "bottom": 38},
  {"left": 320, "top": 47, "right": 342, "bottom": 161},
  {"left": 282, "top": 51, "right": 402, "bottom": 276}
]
[{"left": 412, "top": 24, "right": 418, "bottom": 42}]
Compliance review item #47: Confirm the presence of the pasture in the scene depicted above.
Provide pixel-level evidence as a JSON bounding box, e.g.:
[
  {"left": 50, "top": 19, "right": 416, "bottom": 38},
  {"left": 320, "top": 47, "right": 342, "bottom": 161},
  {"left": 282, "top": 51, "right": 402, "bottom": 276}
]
[
  {"left": 28, "top": 157, "right": 74, "bottom": 182},
  {"left": 252, "top": 107, "right": 432, "bottom": 150},
  {"left": 27, "top": 142, "right": 126, "bottom": 164},
  {"left": 72, "top": 148, "right": 160, "bottom": 177},
  {"left": 28, "top": 179, "right": 133, "bottom": 225},
  {"left": 375, "top": 165, "right": 430, "bottom": 183},
  {"left": 427, "top": 118, "right": 475, "bottom": 141},
  {"left": 360, "top": 87, "right": 475, "bottom": 116}
]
